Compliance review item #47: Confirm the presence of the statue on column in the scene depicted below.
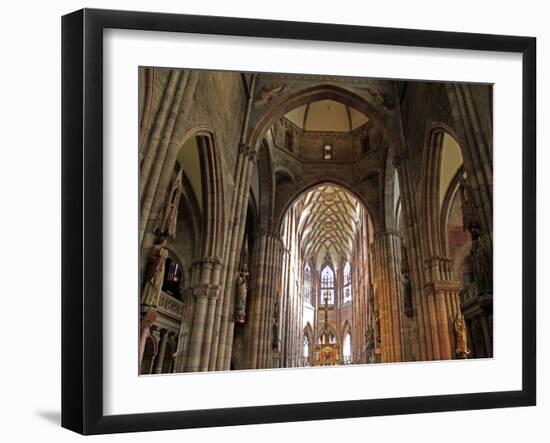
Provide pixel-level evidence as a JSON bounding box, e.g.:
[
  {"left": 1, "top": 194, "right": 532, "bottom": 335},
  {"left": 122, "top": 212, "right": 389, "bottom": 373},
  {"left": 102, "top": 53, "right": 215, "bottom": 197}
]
[
  {"left": 234, "top": 269, "right": 249, "bottom": 324},
  {"left": 454, "top": 313, "right": 471, "bottom": 358},
  {"left": 469, "top": 223, "right": 493, "bottom": 295},
  {"left": 400, "top": 242, "right": 414, "bottom": 318},
  {"left": 370, "top": 284, "right": 381, "bottom": 348},
  {"left": 272, "top": 291, "right": 280, "bottom": 350},
  {"left": 460, "top": 176, "right": 493, "bottom": 296},
  {"left": 156, "top": 168, "right": 183, "bottom": 239},
  {"left": 459, "top": 175, "right": 476, "bottom": 234},
  {"left": 365, "top": 327, "right": 375, "bottom": 363},
  {"left": 402, "top": 271, "right": 413, "bottom": 317},
  {"left": 141, "top": 237, "right": 169, "bottom": 307}
]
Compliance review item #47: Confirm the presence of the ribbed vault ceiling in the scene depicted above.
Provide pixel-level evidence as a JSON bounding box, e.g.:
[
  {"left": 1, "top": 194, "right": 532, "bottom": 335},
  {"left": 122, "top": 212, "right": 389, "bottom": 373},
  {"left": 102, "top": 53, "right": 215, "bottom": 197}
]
[{"left": 294, "top": 184, "right": 362, "bottom": 269}]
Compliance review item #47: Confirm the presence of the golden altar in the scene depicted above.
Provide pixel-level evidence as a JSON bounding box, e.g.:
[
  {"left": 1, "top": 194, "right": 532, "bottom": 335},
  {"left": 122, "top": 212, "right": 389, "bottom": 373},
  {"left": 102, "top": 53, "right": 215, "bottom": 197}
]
[{"left": 313, "top": 344, "right": 341, "bottom": 366}]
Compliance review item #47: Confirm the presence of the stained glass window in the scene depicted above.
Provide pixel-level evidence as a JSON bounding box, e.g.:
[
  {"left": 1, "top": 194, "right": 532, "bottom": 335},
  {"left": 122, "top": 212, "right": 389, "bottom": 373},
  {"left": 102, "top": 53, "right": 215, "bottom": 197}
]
[{"left": 320, "top": 265, "right": 335, "bottom": 304}]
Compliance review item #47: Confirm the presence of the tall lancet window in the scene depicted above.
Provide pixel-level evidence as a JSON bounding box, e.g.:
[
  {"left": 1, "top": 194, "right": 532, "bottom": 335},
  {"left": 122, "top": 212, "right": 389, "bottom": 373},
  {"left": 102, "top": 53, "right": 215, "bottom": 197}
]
[
  {"left": 303, "top": 334, "right": 310, "bottom": 366},
  {"left": 304, "top": 263, "right": 312, "bottom": 304},
  {"left": 343, "top": 332, "right": 352, "bottom": 364},
  {"left": 320, "top": 265, "right": 335, "bottom": 305},
  {"left": 342, "top": 261, "right": 352, "bottom": 303}
]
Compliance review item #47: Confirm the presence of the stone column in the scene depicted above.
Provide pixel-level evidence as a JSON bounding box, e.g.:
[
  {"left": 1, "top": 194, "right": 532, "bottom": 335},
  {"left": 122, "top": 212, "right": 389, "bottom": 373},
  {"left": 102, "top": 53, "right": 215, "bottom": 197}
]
[
  {"left": 173, "top": 294, "right": 194, "bottom": 372},
  {"left": 259, "top": 236, "right": 277, "bottom": 368},
  {"left": 200, "top": 289, "right": 219, "bottom": 371},
  {"left": 180, "top": 255, "right": 222, "bottom": 372},
  {"left": 139, "top": 327, "right": 151, "bottom": 369},
  {"left": 244, "top": 233, "right": 266, "bottom": 369},
  {"left": 446, "top": 83, "right": 493, "bottom": 240},
  {"left": 197, "top": 259, "right": 222, "bottom": 371},
  {"left": 139, "top": 70, "right": 198, "bottom": 246},
  {"left": 279, "top": 245, "right": 290, "bottom": 368},
  {"left": 140, "top": 69, "right": 184, "bottom": 174},
  {"left": 393, "top": 152, "right": 431, "bottom": 362},
  {"left": 139, "top": 309, "right": 158, "bottom": 366},
  {"left": 423, "top": 256, "right": 462, "bottom": 360},
  {"left": 154, "top": 329, "right": 169, "bottom": 374},
  {"left": 268, "top": 239, "right": 284, "bottom": 367},
  {"left": 185, "top": 284, "right": 215, "bottom": 372},
  {"left": 260, "top": 234, "right": 284, "bottom": 368},
  {"left": 216, "top": 147, "right": 256, "bottom": 370},
  {"left": 370, "top": 230, "right": 404, "bottom": 363},
  {"left": 211, "top": 75, "right": 257, "bottom": 370},
  {"left": 207, "top": 147, "right": 251, "bottom": 370}
]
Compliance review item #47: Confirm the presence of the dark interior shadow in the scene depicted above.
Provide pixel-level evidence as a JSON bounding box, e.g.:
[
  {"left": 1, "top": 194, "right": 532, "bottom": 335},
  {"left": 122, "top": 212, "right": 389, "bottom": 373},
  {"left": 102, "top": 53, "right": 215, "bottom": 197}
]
[{"left": 36, "top": 410, "right": 61, "bottom": 426}]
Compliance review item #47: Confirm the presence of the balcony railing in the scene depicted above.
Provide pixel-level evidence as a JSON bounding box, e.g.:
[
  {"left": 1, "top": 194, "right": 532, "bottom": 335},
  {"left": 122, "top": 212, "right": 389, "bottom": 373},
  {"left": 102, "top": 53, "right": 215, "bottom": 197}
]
[{"left": 157, "top": 291, "right": 185, "bottom": 319}]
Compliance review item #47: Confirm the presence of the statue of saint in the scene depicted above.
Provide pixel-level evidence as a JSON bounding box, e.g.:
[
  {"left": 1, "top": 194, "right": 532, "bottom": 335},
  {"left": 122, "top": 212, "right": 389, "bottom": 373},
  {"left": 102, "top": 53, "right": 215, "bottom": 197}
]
[
  {"left": 471, "top": 237, "right": 492, "bottom": 294},
  {"left": 454, "top": 313, "right": 470, "bottom": 358},
  {"left": 272, "top": 320, "right": 279, "bottom": 350},
  {"left": 156, "top": 169, "right": 182, "bottom": 238},
  {"left": 234, "top": 272, "right": 248, "bottom": 323},
  {"left": 141, "top": 237, "right": 169, "bottom": 307},
  {"left": 365, "top": 328, "right": 375, "bottom": 363},
  {"left": 400, "top": 242, "right": 413, "bottom": 318},
  {"left": 272, "top": 292, "right": 280, "bottom": 350},
  {"left": 402, "top": 270, "right": 413, "bottom": 318}
]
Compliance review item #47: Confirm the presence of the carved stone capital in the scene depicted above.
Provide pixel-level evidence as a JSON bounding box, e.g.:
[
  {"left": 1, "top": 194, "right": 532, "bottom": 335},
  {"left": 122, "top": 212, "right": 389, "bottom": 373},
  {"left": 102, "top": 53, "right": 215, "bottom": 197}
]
[
  {"left": 192, "top": 284, "right": 220, "bottom": 300},
  {"left": 424, "top": 255, "right": 452, "bottom": 267},
  {"left": 423, "top": 280, "right": 462, "bottom": 294},
  {"left": 238, "top": 143, "right": 254, "bottom": 159},
  {"left": 373, "top": 229, "right": 401, "bottom": 241},
  {"left": 192, "top": 256, "right": 223, "bottom": 272},
  {"left": 199, "top": 256, "right": 223, "bottom": 265}
]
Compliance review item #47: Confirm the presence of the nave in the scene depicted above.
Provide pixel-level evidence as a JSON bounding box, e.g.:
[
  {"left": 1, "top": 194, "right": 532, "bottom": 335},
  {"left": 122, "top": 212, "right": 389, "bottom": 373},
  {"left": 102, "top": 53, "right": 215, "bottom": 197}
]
[{"left": 138, "top": 69, "right": 493, "bottom": 374}]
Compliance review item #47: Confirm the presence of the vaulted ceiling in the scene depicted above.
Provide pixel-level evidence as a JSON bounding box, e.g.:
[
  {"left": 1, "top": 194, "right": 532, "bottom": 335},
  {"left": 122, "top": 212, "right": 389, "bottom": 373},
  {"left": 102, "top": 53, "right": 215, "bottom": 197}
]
[
  {"left": 284, "top": 99, "right": 369, "bottom": 133},
  {"left": 294, "top": 184, "right": 363, "bottom": 269}
]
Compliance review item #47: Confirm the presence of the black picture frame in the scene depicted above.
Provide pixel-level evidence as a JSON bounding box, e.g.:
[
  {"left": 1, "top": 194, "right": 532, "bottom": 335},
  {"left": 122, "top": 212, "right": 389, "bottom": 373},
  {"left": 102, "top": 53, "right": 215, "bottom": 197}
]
[{"left": 61, "top": 8, "right": 536, "bottom": 435}]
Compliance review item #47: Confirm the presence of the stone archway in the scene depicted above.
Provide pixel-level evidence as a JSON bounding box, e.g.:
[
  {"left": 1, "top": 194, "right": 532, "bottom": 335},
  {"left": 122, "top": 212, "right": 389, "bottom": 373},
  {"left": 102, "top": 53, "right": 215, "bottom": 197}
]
[{"left": 247, "top": 84, "right": 402, "bottom": 155}]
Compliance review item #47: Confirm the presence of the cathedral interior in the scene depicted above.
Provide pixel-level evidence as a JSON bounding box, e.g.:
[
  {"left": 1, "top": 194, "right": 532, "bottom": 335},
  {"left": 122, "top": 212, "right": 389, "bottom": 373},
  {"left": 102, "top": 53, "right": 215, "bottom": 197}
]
[{"left": 138, "top": 68, "right": 493, "bottom": 374}]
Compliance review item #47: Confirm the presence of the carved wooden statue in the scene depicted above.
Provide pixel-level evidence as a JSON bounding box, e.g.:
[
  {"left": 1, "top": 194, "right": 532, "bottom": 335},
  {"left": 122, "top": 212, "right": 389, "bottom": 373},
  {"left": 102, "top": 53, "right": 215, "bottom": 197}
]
[
  {"left": 454, "top": 313, "right": 470, "bottom": 358},
  {"left": 141, "top": 237, "right": 169, "bottom": 307}
]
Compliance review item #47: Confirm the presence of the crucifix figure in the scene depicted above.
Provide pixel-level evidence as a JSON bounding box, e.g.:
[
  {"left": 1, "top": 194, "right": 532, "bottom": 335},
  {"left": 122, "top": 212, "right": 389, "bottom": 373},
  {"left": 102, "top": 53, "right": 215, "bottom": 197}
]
[{"left": 319, "top": 294, "right": 335, "bottom": 344}]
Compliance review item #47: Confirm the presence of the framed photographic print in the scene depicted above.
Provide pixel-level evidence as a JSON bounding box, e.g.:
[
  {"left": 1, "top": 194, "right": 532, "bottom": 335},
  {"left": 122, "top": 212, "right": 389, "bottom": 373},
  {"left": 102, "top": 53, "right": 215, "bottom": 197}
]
[{"left": 61, "top": 8, "right": 536, "bottom": 435}]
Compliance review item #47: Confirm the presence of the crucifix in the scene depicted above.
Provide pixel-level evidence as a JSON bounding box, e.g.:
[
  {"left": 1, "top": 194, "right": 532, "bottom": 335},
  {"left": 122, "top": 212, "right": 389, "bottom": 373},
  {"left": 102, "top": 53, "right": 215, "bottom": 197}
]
[{"left": 319, "top": 293, "right": 335, "bottom": 344}]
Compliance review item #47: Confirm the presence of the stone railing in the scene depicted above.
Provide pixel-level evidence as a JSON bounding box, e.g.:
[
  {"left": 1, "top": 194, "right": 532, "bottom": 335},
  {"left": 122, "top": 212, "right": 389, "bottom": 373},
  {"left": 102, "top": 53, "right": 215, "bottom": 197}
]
[{"left": 157, "top": 291, "right": 185, "bottom": 319}]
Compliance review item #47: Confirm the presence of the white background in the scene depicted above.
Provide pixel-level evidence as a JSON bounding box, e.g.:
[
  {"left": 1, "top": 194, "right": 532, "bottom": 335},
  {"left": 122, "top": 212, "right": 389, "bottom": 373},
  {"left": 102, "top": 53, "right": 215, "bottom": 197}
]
[{"left": 0, "top": 0, "right": 546, "bottom": 442}]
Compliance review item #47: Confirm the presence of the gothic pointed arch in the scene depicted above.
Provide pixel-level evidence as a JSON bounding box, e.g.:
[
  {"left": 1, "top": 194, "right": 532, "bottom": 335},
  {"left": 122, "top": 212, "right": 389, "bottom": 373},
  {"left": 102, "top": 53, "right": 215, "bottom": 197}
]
[{"left": 419, "top": 125, "right": 464, "bottom": 261}]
